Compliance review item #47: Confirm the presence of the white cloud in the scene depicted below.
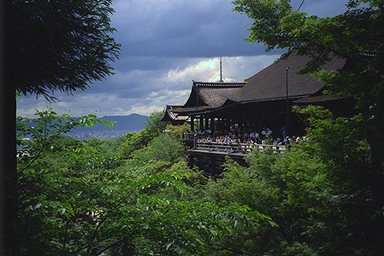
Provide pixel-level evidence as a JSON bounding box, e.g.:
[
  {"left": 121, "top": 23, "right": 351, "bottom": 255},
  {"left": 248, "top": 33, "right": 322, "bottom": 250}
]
[
  {"left": 128, "top": 105, "right": 163, "bottom": 116},
  {"left": 164, "top": 55, "right": 279, "bottom": 84},
  {"left": 166, "top": 58, "right": 217, "bottom": 83}
]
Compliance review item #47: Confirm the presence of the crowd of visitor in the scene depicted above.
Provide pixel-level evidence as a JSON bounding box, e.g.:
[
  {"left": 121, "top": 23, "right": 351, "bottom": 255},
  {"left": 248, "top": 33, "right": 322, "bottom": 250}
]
[{"left": 188, "top": 127, "right": 307, "bottom": 147}]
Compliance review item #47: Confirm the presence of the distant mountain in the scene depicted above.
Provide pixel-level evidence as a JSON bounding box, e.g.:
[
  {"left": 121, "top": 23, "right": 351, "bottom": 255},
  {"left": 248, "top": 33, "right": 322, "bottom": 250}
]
[
  {"left": 97, "top": 114, "right": 149, "bottom": 131},
  {"left": 69, "top": 113, "right": 149, "bottom": 139},
  {"left": 18, "top": 113, "right": 149, "bottom": 139}
]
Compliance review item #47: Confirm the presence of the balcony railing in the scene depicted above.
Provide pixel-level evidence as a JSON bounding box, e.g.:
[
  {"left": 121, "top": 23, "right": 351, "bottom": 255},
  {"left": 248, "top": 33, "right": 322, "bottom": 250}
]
[{"left": 192, "top": 142, "right": 286, "bottom": 154}]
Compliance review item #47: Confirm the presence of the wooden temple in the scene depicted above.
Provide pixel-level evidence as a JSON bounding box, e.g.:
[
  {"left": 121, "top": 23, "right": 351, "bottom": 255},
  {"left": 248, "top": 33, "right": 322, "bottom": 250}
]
[
  {"left": 164, "top": 53, "right": 349, "bottom": 134},
  {"left": 161, "top": 53, "right": 353, "bottom": 175}
]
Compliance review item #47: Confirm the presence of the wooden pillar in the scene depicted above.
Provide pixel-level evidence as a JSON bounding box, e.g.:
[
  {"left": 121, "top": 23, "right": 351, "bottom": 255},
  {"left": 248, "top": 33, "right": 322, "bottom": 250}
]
[
  {"left": 191, "top": 116, "right": 194, "bottom": 131},
  {"left": 205, "top": 117, "right": 209, "bottom": 130},
  {"left": 199, "top": 116, "right": 203, "bottom": 131},
  {"left": 221, "top": 118, "right": 224, "bottom": 131}
]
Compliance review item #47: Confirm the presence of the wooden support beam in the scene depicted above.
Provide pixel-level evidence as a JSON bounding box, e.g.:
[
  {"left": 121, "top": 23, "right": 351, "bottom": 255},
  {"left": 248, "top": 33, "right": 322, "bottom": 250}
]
[{"left": 191, "top": 116, "right": 194, "bottom": 131}]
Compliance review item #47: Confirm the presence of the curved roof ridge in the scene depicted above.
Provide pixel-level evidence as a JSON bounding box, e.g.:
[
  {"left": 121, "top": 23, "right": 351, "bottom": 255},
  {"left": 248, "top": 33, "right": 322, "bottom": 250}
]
[{"left": 193, "top": 81, "right": 246, "bottom": 88}]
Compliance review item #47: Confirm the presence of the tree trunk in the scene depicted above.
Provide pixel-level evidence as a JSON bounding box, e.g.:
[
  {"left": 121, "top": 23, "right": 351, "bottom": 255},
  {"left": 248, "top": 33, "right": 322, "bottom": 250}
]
[
  {"left": 1, "top": 81, "right": 18, "bottom": 256},
  {"left": 1, "top": 1, "right": 18, "bottom": 253}
]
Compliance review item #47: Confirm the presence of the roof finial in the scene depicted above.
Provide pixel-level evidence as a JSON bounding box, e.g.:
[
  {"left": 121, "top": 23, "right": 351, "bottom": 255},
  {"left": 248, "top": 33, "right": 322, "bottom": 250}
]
[{"left": 219, "top": 57, "right": 224, "bottom": 83}]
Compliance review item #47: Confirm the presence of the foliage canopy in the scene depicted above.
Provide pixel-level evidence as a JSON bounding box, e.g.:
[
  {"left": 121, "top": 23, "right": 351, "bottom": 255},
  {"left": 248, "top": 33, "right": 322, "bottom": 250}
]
[
  {"left": 7, "top": 0, "right": 120, "bottom": 98},
  {"left": 17, "top": 109, "right": 271, "bottom": 255},
  {"left": 16, "top": 101, "right": 384, "bottom": 255},
  {"left": 233, "top": 0, "right": 384, "bottom": 180}
]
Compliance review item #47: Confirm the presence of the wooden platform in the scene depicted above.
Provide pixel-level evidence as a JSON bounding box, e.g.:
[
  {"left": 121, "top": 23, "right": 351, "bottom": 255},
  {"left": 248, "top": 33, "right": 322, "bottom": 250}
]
[{"left": 188, "top": 142, "right": 286, "bottom": 177}]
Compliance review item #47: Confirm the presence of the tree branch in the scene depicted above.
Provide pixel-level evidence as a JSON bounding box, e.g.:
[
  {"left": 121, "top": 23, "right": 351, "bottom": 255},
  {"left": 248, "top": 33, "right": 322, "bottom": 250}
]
[{"left": 297, "top": 0, "right": 305, "bottom": 12}]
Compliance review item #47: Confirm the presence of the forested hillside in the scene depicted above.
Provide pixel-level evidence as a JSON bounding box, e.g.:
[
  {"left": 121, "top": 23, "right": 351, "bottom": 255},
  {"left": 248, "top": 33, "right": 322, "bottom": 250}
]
[{"left": 16, "top": 106, "right": 383, "bottom": 255}]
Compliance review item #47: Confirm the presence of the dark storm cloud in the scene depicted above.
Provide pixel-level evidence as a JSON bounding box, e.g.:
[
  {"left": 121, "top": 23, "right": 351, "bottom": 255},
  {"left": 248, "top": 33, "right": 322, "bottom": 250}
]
[
  {"left": 112, "top": 0, "right": 349, "bottom": 59},
  {"left": 112, "top": 0, "right": 264, "bottom": 58}
]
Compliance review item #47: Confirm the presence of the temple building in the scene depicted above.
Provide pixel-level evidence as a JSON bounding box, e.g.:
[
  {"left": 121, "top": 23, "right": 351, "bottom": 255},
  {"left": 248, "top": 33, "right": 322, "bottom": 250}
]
[
  {"left": 162, "top": 52, "right": 351, "bottom": 136},
  {"left": 161, "top": 53, "right": 356, "bottom": 175}
]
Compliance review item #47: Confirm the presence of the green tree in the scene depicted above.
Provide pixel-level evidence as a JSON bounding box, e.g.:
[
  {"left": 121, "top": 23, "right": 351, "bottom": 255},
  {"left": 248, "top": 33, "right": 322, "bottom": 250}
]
[
  {"left": 7, "top": 0, "right": 120, "bottom": 96},
  {"left": 3, "top": 1, "right": 120, "bottom": 254},
  {"left": 233, "top": 0, "right": 384, "bottom": 164},
  {"left": 231, "top": 2, "right": 384, "bottom": 253},
  {"left": 119, "top": 130, "right": 152, "bottom": 158},
  {"left": 145, "top": 110, "right": 168, "bottom": 137},
  {"left": 165, "top": 123, "right": 191, "bottom": 140},
  {"left": 295, "top": 106, "right": 384, "bottom": 255},
  {"left": 139, "top": 133, "right": 187, "bottom": 164},
  {"left": 85, "top": 137, "right": 126, "bottom": 159},
  {"left": 17, "top": 109, "right": 272, "bottom": 255},
  {"left": 213, "top": 106, "right": 383, "bottom": 255}
]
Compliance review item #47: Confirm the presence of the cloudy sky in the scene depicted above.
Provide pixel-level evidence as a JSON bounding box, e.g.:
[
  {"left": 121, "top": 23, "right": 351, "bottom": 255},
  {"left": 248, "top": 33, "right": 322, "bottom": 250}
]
[{"left": 17, "top": 0, "right": 349, "bottom": 117}]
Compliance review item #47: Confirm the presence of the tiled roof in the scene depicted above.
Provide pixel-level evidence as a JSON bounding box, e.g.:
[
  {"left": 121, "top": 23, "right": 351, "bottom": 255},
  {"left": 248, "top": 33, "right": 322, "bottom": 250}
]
[
  {"left": 293, "top": 95, "right": 344, "bottom": 104},
  {"left": 236, "top": 53, "right": 345, "bottom": 102},
  {"left": 172, "top": 105, "right": 213, "bottom": 114},
  {"left": 169, "top": 105, "right": 189, "bottom": 120},
  {"left": 161, "top": 105, "right": 190, "bottom": 121},
  {"left": 183, "top": 81, "right": 245, "bottom": 109},
  {"left": 197, "top": 87, "right": 242, "bottom": 108}
]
